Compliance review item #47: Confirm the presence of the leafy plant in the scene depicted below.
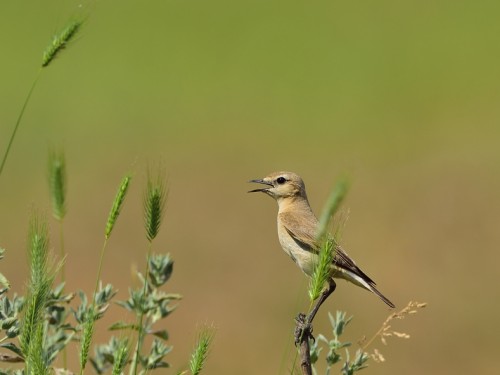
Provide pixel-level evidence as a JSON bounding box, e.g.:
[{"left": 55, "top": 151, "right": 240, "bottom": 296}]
[
  {"left": 309, "top": 303, "right": 427, "bottom": 375},
  {"left": 0, "top": 162, "right": 214, "bottom": 375}
]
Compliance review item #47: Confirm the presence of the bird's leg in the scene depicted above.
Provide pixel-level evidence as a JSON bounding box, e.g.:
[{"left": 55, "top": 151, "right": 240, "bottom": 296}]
[
  {"left": 294, "top": 279, "right": 337, "bottom": 346},
  {"left": 306, "top": 279, "right": 337, "bottom": 324}
]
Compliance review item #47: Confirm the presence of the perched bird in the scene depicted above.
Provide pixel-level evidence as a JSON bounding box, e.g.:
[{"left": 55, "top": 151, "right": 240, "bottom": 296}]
[{"left": 249, "top": 171, "right": 395, "bottom": 319}]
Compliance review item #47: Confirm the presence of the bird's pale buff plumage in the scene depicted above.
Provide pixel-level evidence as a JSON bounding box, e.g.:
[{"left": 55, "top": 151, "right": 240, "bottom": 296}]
[{"left": 250, "top": 171, "right": 395, "bottom": 308}]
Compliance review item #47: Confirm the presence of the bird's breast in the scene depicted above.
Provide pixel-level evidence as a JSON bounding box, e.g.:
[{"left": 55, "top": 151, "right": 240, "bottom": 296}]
[{"left": 276, "top": 221, "right": 317, "bottom": 276}]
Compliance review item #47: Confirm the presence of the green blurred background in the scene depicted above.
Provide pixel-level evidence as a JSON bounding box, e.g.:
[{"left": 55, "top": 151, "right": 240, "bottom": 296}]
[{"left": 1, "top": 0, "right": 499, "bottom": 374}]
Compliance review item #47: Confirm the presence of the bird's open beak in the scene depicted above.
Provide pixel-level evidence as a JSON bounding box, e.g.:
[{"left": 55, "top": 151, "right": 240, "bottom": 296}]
[{"left": 248, "top": 179, "right": 273, "bottom": 193}]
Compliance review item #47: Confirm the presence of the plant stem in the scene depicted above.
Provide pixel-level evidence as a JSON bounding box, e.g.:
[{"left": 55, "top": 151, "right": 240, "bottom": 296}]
[
  {"left": 294, "top": 313, "right": 313, "bottom": 375},
  {"left": 360, "top": 310, "right": 397, "bottom": 351},
  {"left": 0, "top": 69, "right": 42, "bottom": 179},
  {"left": 78, "top": 239, "right": 108, "bottom": 375},
  {"left": 93, "top": 239, "right": 108, "bottom": 301},
  {"left": 131, "top": 242, "right": 153, "bottom": 375},
  {"left": 59, "top": 220, "right": 66, "bottom": 284},
  {"left": 59, "top": 219, "right": 67, "bottom": 369},
  {"left": 290, "top": 299, "right": 315, "bottom": 375}
]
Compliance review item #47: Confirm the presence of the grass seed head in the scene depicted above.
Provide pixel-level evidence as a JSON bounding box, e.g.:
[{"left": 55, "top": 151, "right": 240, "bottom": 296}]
[{"left": 42, "top": 20, "right": 82, "bottom": 67}]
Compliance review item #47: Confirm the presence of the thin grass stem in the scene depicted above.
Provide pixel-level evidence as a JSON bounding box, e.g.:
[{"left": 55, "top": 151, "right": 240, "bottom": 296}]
[
  {"left": 93, "top": 239, "right": 108, "bottom": 303},
  {"left": 1, "top": 18, "right": 83, "bottom": 181},
  {"left": 59, "top": 220, "right": 66, "bottom": 285},
  {"left": 0, "top": 70, "right": 42, "bottom": 179}
]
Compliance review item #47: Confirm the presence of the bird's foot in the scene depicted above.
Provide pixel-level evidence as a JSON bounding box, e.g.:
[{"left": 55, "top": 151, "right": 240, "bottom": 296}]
[{"left": 294, "top": 313, "right": 315, "bottom": 346}]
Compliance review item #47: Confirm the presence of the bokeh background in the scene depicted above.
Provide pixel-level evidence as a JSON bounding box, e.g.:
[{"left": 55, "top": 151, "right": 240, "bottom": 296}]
[{"left": 1, "top": 0, "right": 499, "bottom": 374}]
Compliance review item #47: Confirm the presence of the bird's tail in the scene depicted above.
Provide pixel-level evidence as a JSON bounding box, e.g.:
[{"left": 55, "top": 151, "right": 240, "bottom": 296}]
[
  {"left": 367, "top": 283, "right": 395, "bottom": 308},
  {"left": 334, "top": 268, "right": 396, "bottom": 308}
]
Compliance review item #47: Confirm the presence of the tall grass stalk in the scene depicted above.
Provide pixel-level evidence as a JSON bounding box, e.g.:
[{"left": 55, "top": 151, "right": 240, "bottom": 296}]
[
  {"left": 20, "top": 213, "right": 55, "bottom": 375},
  {"left": 97, "top": 174, "right": 131, "bottom": 294},
  {"left": 80, "top": 175, "right": 131, "bottom": 375},
  {"left": 131, "top": 170, "right": 166, "bottom": 375},
  {"left": 308, "top": 179, "right": 349, "bottom": 302},
  {"left": 0, "top": 19, "right": 82, "bottom": 181},
  {"left": 48, "top": 149, "right": 67, "bottom": 285}
]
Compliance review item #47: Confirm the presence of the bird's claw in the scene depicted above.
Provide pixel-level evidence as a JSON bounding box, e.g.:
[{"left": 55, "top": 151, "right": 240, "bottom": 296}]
[{"left": 294, "top": 313, "right": 315, "bottom": 346}]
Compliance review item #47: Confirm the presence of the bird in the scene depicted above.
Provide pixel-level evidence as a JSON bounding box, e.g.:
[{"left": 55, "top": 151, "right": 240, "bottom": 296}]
[{"left": 249, "top": 171, "right": 395, "bottom": 322}]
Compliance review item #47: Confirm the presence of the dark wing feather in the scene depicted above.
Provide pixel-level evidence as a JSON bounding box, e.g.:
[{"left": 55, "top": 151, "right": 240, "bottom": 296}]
[{"left": 334, "top": 246, "right": 376, "bottom": 285}]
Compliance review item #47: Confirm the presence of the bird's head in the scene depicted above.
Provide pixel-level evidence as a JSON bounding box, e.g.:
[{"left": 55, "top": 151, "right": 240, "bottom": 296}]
[{"left": 248, "top": 171, "right": 308, "bottom": 202}]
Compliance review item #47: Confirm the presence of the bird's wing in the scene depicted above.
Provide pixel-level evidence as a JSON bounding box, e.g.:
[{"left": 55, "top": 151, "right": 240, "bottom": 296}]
[
  {"left": 280, "top": 211, "right": 376, "bottom": 285},
  {"left": 279, "top": 211, "right": 319, "bottom": 252}
]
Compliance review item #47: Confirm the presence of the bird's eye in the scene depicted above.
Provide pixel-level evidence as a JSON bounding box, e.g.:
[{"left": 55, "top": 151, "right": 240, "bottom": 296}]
[{"left": 276, "top": 177, "right": 286, "bottom": 184}]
